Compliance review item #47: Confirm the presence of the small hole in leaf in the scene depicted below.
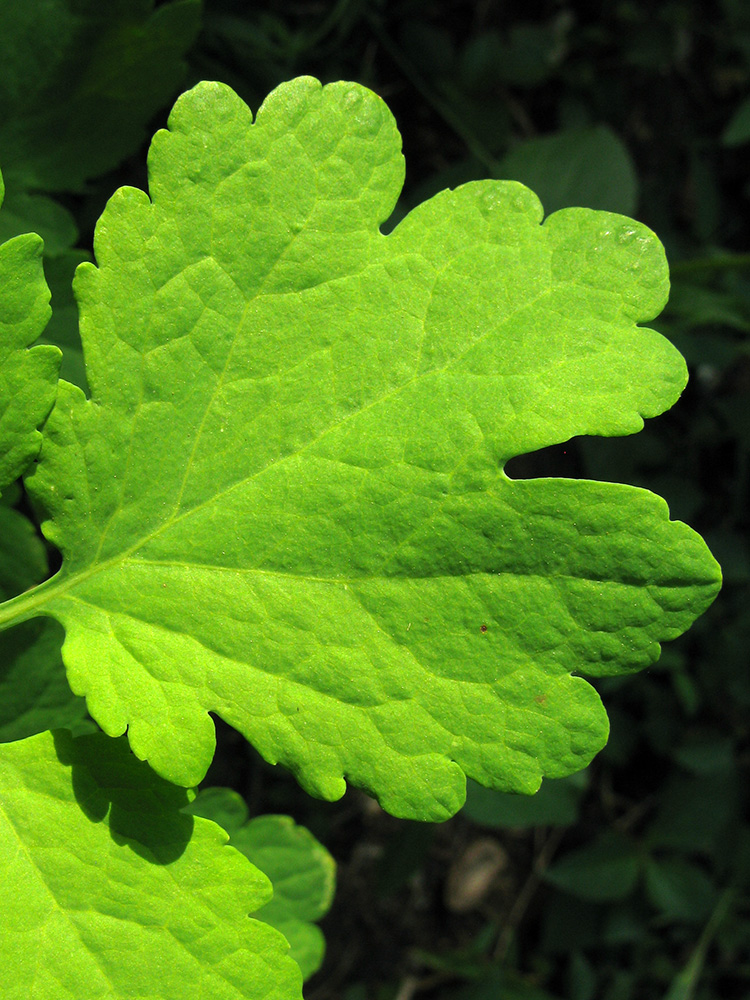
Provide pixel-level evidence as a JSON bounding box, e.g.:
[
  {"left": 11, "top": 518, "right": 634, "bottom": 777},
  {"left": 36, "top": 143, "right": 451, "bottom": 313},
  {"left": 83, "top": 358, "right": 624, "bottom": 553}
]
[{"left": 480, "top": 624, "right": 488, "bottom": 633}]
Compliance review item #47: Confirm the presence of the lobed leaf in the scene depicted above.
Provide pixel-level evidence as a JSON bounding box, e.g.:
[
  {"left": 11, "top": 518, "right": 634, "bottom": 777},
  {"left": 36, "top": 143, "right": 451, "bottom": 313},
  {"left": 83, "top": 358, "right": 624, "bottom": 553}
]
[
  {"left": 188, "top": 787, "right": 336, "bottom": 979},
  {"left": 0, "top": 170, "right": 59, "bottom": 492},
  {"left": 0, "top": 730, "right": 303, "bottom": 1000},
  {"left": 3, "top": 78, "right": 721, "bottom": 820}
]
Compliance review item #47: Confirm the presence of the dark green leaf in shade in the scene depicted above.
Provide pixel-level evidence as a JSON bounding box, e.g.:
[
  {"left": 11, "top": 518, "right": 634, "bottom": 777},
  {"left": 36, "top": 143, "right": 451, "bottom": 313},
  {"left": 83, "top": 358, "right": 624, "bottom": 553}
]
[
  {"left": 0, "top": 177, "right": 88, "bottom": 388},
  {"left": 0, "top": 620, "right": 91, "bottom": 743},
  {"left": 643, "top": 857, "right": 716, "bottom": 923},
  {"left": 499, "top": 126, "right": 639, "bottom": 216},
  {"left": 0, "top": 499, "right": 90, "bottom": 742},
  {"left": 0, "top": 504, "right": 48, "bottom": 600},
  {"left": 722, "top": 95, "right": 750, "bottom": 146},
  {"left": 39, "top": 250, "right": 91, "bottom": 391},
  {"left": 0, "top": 0, "right": 202, "bottom": 192},
  {"left": 0, "top": 188, "right": 78, "bottom": 255},
  {"left": 543, "top": 831, "right": 641, "bottom": 902},
  {"left": 463, "top": 772, "right": 587, "bottom": 828}
]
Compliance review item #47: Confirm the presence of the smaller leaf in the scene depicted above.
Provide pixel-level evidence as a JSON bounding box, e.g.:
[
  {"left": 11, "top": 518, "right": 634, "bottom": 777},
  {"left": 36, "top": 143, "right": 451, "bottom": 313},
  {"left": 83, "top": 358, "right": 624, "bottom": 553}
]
[
  {"left": 0, "top": 500, "right": 89, "bottom": 740},
  {"left": 0, "top": 732, "right": 303, "bottom": 1000},
  {"left": 0, "top": 0, "right": 202, "bottom": 191},
  {"left": 0, "top": 504, "right": 48, "bottom": 599},
  {"left": 0, "top": 169, "right": 59, "bottom": 492},
  {"left": 543, "top": 832, "right": 641, "bottom": 902},
  {"left": 499, "top": 126, "right": 638, "bottom": 215},
  {"left": 0, "top": 620, "right": 90, "bottom": 742},
  {"left": 722, "top": 95, "right": 750, "bottom": 147},
  {"left": 186, "top": 785, "right": 250, "bottom": 836},
  {"left": 189, "top": 787, "right": 336, "bottom": 979},
  {"left": 644, "top": 857, "right": 716, "bottom": 923},
  {"left": 463, "top": 772, "right": 587, "bottom": 828}
]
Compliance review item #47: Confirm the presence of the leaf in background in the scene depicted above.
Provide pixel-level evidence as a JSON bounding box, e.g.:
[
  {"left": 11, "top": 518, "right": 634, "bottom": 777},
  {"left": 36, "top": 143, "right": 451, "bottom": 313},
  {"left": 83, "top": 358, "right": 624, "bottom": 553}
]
[
  {"left": 643, "top": 857, "right": 716, "bottom": 923},
  {"left": 463, "top": 772, "right": 587, "bottom": 828},
  {"left": 38, "top": 249, "right": 92, "bottom": 391},
  {"left": 0, "top": 504, "right": 47, "bottom": 599},
  {"left": 0, "top": 178, "right": 89, "bottom": 389},
  {"left": 449, "top": 967, "right": 563, "bottom": 1000},
  {"left": 0, "top": 189, "right": 78, "bottom": 255},
  {"left": 0, "top": 170, "right": 59, "bottom": 491},
  {"left": 0, "top": 620, "right": 91, "bottom": 742},
  {"left": 0, "top": 500, "right": 89, "bottom": 742},
  {"left": 644, "top": 772, "right": 740, "bottom": 854},
  {"left": 4, "top": 78, "right": 720, "bottom": 820},
  {"left": 543, "top": 831, "right": 641, "bottom": 902},
  {"left": 0, "top": 0, "right": 202, "bottom": 192},
  {"left": 499, "top": 126, "right": 638, "bottom": 215},
  {"left": 0, "top": 730, "right": 303, "bottom": 1000},
  {"left": 188, "top": 787, "right": 335, "bottom": 979},
  {"left": 722, "top": 95, "right": 750, "bottom": 147}
]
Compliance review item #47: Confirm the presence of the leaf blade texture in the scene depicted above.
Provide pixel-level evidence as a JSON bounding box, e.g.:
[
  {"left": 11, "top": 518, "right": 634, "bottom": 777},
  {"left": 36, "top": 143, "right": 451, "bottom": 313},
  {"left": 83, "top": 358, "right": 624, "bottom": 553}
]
[
  {"left": 0, "top": 730, "right": 303, "bottom": 1000},
  {"left": 10, "top": 78, "right": 720, "bottom": 820}
]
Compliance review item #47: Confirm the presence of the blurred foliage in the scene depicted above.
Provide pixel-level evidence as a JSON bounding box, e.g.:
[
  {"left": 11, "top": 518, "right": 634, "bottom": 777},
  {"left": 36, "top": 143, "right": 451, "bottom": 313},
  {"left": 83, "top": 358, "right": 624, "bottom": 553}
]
[{"left": 2, "top": 1, "right": 749, "bottom": 998}]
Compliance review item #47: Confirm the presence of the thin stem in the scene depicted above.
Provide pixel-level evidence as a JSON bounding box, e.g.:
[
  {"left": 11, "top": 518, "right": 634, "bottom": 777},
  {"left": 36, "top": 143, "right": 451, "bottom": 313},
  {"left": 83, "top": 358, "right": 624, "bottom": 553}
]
[
  {"left": 0, "top": 573, "right": 63, "bottom": 630},
  {"left": 662, "top": 886, "right": 735, "bottom": 1000}
]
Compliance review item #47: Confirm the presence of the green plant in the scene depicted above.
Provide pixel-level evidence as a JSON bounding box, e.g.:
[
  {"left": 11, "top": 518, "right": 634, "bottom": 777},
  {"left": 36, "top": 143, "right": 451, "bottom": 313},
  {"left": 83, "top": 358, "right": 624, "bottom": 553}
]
[{"left": 0, "top": 73, "right": 721, "bottom": 998}]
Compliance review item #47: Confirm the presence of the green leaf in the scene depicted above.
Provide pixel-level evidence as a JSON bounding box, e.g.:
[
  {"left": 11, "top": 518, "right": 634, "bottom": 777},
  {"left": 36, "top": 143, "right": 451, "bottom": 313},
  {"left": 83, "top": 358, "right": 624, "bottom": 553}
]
[
  {"left": 0, "top": 178, "right": 89, "bottom": 389},
  {"left": 0, "top": 620, "right": 91, "bottom": 742},
  {"left": 0, "top": 504, "right": 48, "bottom": 600},
  {"left": 499, "top": 126, "right": 639, "bottom": 215},
  {"left": 0, "top": 0, "right": 202, "bottom": 192},
  {"left": 643, "top": 857, "right": 716, "bottom": 923},
  {"left": 2, "top": 78, "right": 720, "bottom": 821},
  {"left": 722, "top": 95, "right": 750, "bottom": 147},
  {"left": 0, "top": 170, "right": 59, "bottom": 492},
  {"left": 38, "top": 249, "right": 91, "bottom": 391},
  {"left": 188, "top": 788, "right": 336, "bottom": 979},
  {"left": 463, "top": 771, "right": 587, "bottom": 828},
  {"left": 543, "top": 832, "right": 641, "bottom": 902},
  {"left": 0, "top": 497, "right": 90, "bottom": 741},
  {"left": 0, "top": 730, "right": 303, "bottom": 1000},
  {"left": 0, "top": 188, "right": 78, "bottom": 255}
]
